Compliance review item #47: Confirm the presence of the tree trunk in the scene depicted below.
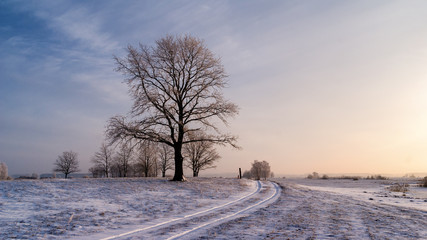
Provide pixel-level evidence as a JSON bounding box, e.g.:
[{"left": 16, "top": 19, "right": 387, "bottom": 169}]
[
  {"left": 172, "top": 144, "right": 185, "bottom": 181},
  {"left": 193, "top": 166, "right": 199, "bottom": 177}
]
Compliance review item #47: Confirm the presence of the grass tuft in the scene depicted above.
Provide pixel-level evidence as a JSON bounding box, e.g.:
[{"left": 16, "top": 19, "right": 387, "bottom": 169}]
[{"left": 388, "top": 183, "right": 409, "bottom": 193}]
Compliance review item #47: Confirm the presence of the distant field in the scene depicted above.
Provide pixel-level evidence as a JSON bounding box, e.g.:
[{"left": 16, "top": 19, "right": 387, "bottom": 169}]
[
  {"left": 0, "top": 177, "right": 425, "bottom": 239},
  {"left": 205, "top": 178, "right": 427, "bottom": 239}
]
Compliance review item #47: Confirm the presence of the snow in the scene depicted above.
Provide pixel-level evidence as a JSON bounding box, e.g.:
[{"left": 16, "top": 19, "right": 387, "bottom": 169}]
[
  {"left": 165, "top": 182, "right": 280, "bottom": 240},
  {"left": 0, "top": 178, "right": 255, "bottom": 239},
  {"left": 1, "top": 177, "right": 426, "bottom": 239},
  {"left": 288, "top": 178, "right": 427, "bottom": 211},
  {"left": 199, "top": 178, "right": 426, "bottom": 239}
]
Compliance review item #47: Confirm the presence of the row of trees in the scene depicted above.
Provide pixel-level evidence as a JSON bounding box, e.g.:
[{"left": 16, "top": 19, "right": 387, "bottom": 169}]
[
  {"left": 53, "top": 136, "right": 220, "bottom": 179},
  {"left": 89, "top": 142, "right": 163, "bottom": 178},
  {"left": 89, "top": 139, "right": 219, "bottom": 178}
]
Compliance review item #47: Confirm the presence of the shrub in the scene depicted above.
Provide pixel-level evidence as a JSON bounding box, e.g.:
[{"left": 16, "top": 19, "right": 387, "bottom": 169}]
[
  {"left": 388, "top": 183, "right": 409, "bottom": 193},
  {"left": 0, "top": 162, "right": 8, "bottom": 180},
  {"left": 242, "top": 170, "right": 252, "bottom": 179},
  {"left": 307, "top": 172, "right": 319, "bottom": 179},
  {"left": 421, "top": 177, "right": 427, "bottom": 188},
  {"left": 367, "top": 175, "right": 388, "bottom": 180}
]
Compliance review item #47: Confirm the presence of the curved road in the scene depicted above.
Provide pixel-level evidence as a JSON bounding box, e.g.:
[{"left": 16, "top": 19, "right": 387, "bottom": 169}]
[{"left": 98, "top": 181, "right": 280, "bottom": 240}]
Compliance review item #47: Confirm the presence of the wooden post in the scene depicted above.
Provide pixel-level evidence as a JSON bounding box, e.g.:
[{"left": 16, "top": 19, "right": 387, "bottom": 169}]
[{"left": 239, "top": 168, "right": 242, "bottom": 179}]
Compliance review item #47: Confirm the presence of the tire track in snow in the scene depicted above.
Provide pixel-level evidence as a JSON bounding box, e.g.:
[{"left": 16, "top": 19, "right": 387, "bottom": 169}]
[
  {"left": 199, "top": 181, "right": 426, "bottom": 239},
  {"left": 165, "top": 181, "right": 281, "bottom": 240},
  {"left": 100, "top": 180, "right": 263, "bottom": 240}
]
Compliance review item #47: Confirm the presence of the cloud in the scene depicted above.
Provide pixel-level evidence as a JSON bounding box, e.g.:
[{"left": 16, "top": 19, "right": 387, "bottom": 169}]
[
  {"left": 2, "top": 0, "right": 427, "bottom": 175},
  {"left": 45, "top": 7, "right": 119, "bottom": 52}
]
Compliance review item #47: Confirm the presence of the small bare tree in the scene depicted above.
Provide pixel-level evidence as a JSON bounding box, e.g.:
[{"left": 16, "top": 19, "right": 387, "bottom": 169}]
[
  {"left": 92, "top": 143, "right": 113, "bottom": 178},
  {"left": 184, "top": 133, "right": 220, "bottom": 177},
  {"left": 107, "top": 35, "right": 239, "bottom": 181},
  {"left": 0, "top": 162, "right": 9, "bottom": 180},
  {"left": 158, "top": 144, "right": 174, "bottom": 177},
  {"left": 53, "top": 151, "right": 80, "bottom": 179},
  {"left": 136, "top": 142, "right": 158, "bottom": 177},
  {"left": 89, "top": 165, "right": 105, "bottom": 178},
  {"left": 113, "top": 143, "right": 134, "bottom": 177},
  {"left": 250, "top": 160, "right": 271, "bottom": 180}
]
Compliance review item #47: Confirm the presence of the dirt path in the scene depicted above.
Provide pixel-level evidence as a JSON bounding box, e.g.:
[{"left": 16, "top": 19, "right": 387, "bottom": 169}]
[{"left": 196, "top": 181, "right": 427, "bottom": 239}]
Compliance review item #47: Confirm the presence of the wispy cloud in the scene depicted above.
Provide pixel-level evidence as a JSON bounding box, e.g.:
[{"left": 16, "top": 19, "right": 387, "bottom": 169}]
[
  {"left": 2, "top": 0, "right": 427, "bottom": 175},
  {"left": 37, "top": 6, "right": 119, "bottom": 52}
]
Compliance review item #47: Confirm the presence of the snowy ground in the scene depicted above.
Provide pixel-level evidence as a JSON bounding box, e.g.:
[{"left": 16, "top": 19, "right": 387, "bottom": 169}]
[
  {"left": 1, "top": 177, "right": 426, "bottom": 239},
  {"left": 200, "top": 178, "right": 427, "bottom": 239},
  {"left": 0, "top": 178, "right": 255, "bottom": 239}
]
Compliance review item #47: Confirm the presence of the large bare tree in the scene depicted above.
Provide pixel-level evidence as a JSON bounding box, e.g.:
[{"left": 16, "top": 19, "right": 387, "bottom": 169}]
[
  {"left": 53, "top": 151, "right": 80, "bottom": 179},
  {"left": 184, "top": 133, "right": 220, "bottom": 177},
  {"left": 108, "top": 35, "right": 239, "bottom": 181}
]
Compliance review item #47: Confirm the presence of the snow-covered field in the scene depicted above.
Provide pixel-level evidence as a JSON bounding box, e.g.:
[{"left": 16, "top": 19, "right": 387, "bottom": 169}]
[
  {"left": 1, "top": 177, "right": 426, "bottom": 239},
  {"left": 203, "top": 178, "right": 427, "bottom": 239},
  {"left": 0, "top": 178, "right": 255, "bottom": 239}
]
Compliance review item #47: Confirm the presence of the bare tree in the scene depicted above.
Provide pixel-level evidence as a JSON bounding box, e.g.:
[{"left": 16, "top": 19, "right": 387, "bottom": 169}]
[
  {"left": 113, "top": 143, "right": 134, "bottom": 177},
  {"left": 158, "top": 143, "right": 174, "bottom": 177},
  {"left": 53, "top": 151, "right": 80, "bottom": 179},
  {"left": 136, "top": 142, "right": 158, "bottom": 177},
  {"left": 107, "top": 35, "right": 239, "bottom": 181},
  {"left": 307, "top": 172, "right": 320, "bottom": 179},
  {"left": 250, "top": 160, "right": 271, "bottom": 180},
  {"left": 0, "top": 162, "right": 9, "bottom": 180},
  {"left": 92, "top": 143, "right": 113, "bottom": 178},
  {"left": 184, "top": 133, "right": 220, "bottom": 177}
]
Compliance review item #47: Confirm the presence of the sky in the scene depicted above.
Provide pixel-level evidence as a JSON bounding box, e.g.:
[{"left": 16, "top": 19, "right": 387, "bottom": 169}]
[{"left": 1, "top": 0, "right": 427, "bottom": 177}]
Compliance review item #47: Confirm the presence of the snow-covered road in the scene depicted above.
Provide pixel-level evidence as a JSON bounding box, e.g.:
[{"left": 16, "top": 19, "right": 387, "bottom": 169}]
[
  {"left": 198, "top": 179, "right": 427, "bottom": 239},
  {"left": 96, "top": 181, "right": 280, "bottom": 240}
]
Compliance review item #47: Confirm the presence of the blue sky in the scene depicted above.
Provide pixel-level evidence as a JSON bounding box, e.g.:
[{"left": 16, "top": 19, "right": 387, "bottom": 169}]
[{"left": 1, "top": 0, "right": 427, "bottom": 176}]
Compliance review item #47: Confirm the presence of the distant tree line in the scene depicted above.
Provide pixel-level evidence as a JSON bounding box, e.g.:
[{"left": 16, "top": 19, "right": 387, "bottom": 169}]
[
  {"left": 88, "top": 135, "right": 220, "bottom": 178},
  {"left": 51, "top": 138, "right": 219, "bottom": 179},
  {"left": 306, "top": 172, "right": 393, "bottom": 181}
]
